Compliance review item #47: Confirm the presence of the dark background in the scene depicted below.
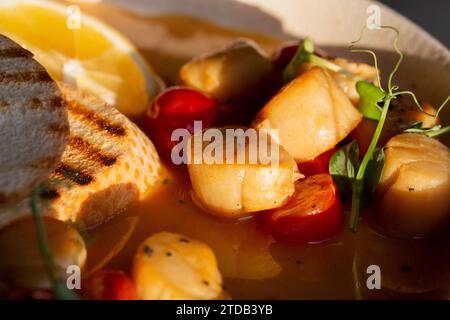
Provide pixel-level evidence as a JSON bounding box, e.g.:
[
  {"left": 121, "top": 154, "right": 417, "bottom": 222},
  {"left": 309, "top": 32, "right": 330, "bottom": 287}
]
[{"left": 380, "top": 0, "right": 450, "bottom": 48}]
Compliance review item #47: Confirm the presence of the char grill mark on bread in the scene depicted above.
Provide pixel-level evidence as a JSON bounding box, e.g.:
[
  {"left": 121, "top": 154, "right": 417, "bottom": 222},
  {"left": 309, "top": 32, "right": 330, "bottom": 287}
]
[
  {"left": 0, "top": 34, "right": 69, "bottom": 203},
  {"left": 47, "top": 122, "right": 70, "bottom": 135},
  {"left": 67, "top": 99, "right": 126, "bottom": 137},
  {"left": 68, "top": 136, "right": 117, "bottom": 166},
  {"left": 29, "top": 96, "right": 63, "bottom": 112},
  {"left": 0, "top": 71, "right": 53, "bottom": 83},
  {"left": 0, "top": 47, "right": 32, "bottom": 58},
  {"left": 55, "top": 163, "right": 94, "bottom": 186}
]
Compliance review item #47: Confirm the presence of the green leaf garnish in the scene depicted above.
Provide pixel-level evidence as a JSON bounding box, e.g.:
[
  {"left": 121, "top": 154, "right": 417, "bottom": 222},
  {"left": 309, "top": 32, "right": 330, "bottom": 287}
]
[
  {"left": 330, "top": 142, "right": 385, "bottom": 209},
  {"left": 30, "top": 186, "right": 79, "bottom": 300},
  {"left": 356, "top": 81, "right": 385, "bottom": 120},
  {"left": 282, "top": 37, "right": 361, "bottom": 84},
  {"left": 329, "top": 141, "right": 360, "bottom": 198}
]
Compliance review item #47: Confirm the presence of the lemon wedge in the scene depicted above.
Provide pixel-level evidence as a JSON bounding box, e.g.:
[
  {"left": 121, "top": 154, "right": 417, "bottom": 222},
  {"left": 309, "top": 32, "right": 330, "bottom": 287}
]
[{"left": 0, "top": 0, "right": 164, "bottom": 117}]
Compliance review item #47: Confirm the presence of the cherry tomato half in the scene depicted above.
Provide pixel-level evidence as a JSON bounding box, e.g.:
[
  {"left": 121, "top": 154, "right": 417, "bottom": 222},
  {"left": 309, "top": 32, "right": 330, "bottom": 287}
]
[
  {"left": 266, "top": 174, "right": 342, "bottom": 244},
  {"left": 297, "top": 148, "right": 335, "bottom": 177},
  {"left": 144, "top": 87, "right": 218, "bottom": 160},
  {"left": 82, "top": 270, "right": 137, "bottom": 300}
]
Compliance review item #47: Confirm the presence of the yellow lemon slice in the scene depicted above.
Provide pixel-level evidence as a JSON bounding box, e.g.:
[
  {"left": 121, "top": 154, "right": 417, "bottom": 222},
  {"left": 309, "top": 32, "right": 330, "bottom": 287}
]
[{"left": 0, "top": 0, "right": 164, "bottom": 117}]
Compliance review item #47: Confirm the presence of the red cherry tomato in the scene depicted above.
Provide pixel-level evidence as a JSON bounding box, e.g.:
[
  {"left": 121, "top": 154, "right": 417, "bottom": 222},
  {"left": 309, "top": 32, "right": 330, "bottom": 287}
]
[
  {"left": 144, "top": 87, "right": 218, "bottom": 160},
  {"left": 297, "top": 148, "right": 335, "bottom": 177},
  {"left": 82, "top": 270, "right": 137, "bottom": 300},
  {"left": 266, "top": 174, "right": 342, "bottom": 244}
]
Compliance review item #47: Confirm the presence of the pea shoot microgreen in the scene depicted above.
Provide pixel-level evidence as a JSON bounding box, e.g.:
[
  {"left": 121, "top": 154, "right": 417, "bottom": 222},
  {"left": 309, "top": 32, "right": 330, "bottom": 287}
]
[
  {"left": 329, "top": 141, "right": 359, "bottom": 198},
  {"left": 282, "top": 37, "right": 363, "bottom": 84},
  {"left": 329, "top": 141, "right": 385, "bottom": 206},
  {"left": 30, "top": 186, "right": 79, "bottom": 300},
  {"left": 345, "top": 26, "right": 450, "bottom": 231},
  {"left": 404, "top": 121, "right": 450, "bottom": 137},
  {"left": 355, "top": 81, "right": 384, "bottom": 120}
]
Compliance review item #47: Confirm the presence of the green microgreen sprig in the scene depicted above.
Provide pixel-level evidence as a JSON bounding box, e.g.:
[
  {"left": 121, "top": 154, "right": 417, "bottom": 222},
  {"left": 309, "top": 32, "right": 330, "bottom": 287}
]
[
  {"left": 404, "top": 122, "right": 450, "bottom": 137},
  {"left": 345, "top": 25, "right": 450, "bottom": 231},
  {"left": 30, "top": 186, "right": 79, "bottom": 300},
  {"left": 282, "top": 37, "right": 364, "bottom": 84}
]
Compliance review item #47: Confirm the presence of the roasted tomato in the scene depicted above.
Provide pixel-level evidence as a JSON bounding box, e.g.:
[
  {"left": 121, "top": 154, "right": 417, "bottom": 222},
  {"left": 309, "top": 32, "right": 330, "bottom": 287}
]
[
  {"left": 82, "top": 270, "right": 137, "bottom": 300},
  {"left": 266, "top": 174, "right": 342, "bottom": 243},
  {"left": 297, "top": 148, "right": 335, "bottom": 177},
  {"left": 144, "top": 87, "right": 218, "bottom": 160}
]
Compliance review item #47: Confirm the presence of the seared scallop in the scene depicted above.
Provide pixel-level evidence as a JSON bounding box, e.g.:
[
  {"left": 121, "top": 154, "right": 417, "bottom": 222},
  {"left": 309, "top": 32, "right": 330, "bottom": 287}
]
[
  {"left": 376, "top": 133, "right": 450, "bottom": 238},
  {"left": 253, "top": 67, "right": 362, "bottom": 162},
  {"left": 187, "top": 127, "right": 301, "bottom": 219},
  {"left": 132, "top": 232, "right": 223, "bottom": 300},
  {"left": 329, "top": 57, "right": 378, "bottom": 105},
  {"left": 179, "top": 39, "right": 273, "bottom": 102}
]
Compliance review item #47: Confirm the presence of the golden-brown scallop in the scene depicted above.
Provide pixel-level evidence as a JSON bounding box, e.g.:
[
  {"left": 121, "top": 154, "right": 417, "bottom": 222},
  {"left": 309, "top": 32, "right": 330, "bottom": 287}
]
[
  {"left": 329, "top": 57, "right": 378, "bottom": 105},
  {"left": 0, "top": 217, "right": 86, "bottom": 289},
  {"left": 187, "top": 127, "right": 301, "bottom": 219},
  {"left": 376, "top": 133, "right": 450, "bottom": 238},
  {"left": 132, "top": 232, "right": 223, "bottom": 300},
  {"left": 179, "top": 39, "right": 273, "bottom": 102},
  {"left": 252, "top": 67, "right": 362, "bottom": 162}
]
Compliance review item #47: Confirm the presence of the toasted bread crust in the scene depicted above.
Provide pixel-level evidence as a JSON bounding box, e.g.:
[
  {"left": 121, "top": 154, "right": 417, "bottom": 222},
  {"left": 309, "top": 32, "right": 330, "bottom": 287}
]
[
  {"left": 0, "top": 85, "right": 162, "bottom": 229},
  {"left": 0, "top": 35, "right": 69, "bottom": 203}
]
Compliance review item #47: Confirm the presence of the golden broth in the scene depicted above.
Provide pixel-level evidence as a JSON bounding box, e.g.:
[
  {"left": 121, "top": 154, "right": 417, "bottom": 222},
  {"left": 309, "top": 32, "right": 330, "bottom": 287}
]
[{"left": 78, "top": 3, "right": 450, "bottom": 299}]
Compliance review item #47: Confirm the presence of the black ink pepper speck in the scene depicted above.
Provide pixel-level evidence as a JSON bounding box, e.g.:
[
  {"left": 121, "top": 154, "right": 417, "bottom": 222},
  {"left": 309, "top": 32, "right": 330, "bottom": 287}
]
[{"left": 144, "top": 245, "right": 153, "bottom": 256}]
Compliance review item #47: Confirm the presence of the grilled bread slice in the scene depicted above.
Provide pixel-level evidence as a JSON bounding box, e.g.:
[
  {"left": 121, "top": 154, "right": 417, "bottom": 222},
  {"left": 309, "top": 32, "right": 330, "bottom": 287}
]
[
  {"left": 0, "top": 85, "right": 162, "bottom": 229},
  {"left": 0, "top": 35, "right": 69, "bottom": 203}
]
